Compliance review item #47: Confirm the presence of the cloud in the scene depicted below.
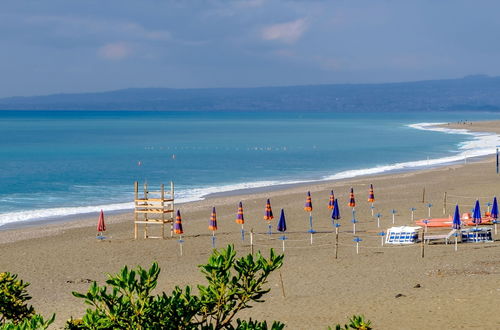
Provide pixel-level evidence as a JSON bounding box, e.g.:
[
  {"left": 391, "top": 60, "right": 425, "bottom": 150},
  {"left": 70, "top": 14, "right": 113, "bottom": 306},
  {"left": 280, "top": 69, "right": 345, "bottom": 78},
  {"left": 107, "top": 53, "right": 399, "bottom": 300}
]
[
  {"left": 98, "top": 42, "right": 131, "bottom": 60},
  {"left": 261, "top": 18, "right": 308, "bottom": 44}
]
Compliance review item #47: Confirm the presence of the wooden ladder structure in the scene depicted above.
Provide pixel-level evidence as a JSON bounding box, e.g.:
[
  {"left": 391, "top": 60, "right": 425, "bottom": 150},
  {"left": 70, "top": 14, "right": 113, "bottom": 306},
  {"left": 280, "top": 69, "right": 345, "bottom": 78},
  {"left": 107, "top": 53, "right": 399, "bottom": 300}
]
[{"left": 134, "top": 181, "right": 174, "bottom": 239}]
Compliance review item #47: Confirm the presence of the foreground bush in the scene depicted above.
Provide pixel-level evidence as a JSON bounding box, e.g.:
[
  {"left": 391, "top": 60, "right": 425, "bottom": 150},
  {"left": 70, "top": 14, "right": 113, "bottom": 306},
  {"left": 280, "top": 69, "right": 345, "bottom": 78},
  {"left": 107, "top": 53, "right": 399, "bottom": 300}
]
[
  {"left": 330, "top": 315, "right": 372, "bottom": 330},
  {"left": 0, "top": 272, "right": 54, "bottom": 329},
  {"left": 67, "top": 245, "right": 284, "bottom": 329}
]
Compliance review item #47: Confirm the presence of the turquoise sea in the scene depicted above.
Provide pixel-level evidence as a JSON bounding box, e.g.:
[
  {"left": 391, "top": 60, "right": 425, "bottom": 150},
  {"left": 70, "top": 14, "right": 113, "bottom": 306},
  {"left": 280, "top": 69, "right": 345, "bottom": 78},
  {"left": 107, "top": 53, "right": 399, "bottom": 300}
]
[{"left": 1, "top": 111, "right": 500, "bottom": 227}]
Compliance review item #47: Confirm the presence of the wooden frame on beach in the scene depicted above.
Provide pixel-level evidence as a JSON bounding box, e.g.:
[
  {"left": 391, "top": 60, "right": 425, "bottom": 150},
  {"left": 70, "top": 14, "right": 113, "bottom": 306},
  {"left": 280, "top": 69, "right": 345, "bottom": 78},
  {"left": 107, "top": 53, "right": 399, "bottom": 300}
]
[{"left": 134, "top": 181, "right": 174, "bottom": 239}]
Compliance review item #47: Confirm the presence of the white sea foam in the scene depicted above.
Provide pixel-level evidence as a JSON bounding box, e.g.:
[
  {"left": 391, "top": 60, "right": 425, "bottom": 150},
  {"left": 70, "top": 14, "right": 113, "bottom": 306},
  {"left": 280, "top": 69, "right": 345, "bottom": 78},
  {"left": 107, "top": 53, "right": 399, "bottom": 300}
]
[{"left": 2, "top": 122, "right": 499, "bottom": 227}]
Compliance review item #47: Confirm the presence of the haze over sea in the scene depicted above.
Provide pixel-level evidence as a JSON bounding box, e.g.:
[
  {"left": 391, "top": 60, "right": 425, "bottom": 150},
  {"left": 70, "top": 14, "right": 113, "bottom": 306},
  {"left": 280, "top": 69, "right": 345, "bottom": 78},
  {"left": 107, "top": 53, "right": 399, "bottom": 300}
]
[{"left": 1, "top": 110, "right": 500, "bottom": 227}]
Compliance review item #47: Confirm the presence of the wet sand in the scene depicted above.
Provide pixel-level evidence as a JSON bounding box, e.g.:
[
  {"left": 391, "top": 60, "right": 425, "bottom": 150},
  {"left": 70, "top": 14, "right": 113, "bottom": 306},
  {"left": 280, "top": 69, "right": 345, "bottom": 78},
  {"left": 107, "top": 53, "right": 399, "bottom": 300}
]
[{"left": 1, "top": 121, "right": 499, "bottom": 329}]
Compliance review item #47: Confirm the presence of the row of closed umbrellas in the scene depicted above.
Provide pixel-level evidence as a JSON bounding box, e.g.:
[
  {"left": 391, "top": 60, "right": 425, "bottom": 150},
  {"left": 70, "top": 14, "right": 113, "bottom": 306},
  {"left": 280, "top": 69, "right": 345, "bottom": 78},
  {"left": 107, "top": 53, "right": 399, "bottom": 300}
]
[{"left": 173, "top": 185, "right": 377, "bottom": 237}]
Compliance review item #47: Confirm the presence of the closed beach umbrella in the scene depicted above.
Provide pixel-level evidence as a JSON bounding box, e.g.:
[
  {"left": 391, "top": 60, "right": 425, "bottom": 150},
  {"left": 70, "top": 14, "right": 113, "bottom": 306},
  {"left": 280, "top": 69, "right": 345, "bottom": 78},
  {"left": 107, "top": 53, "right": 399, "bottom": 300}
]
[
  {"left": 328, "top": 190, "right": 335, "bottom": 209},
  {"left": 277, "top": 209, "right": 287, "bottom": 252},
  {"left": 452, "top": 205, "right": 461, "bottom": 230},
  {"left": 452, "top": 204, "right": 461, "bottom": 251},
  {"left": 264, "top": 199, "right": 274, "bottom": 235},
  {"left": 332, "top": 198, "right": 340, "bottom": 220},
  {"left": 491, "top": 197, "right": 498, "bottom": 219},
  {"left": 348, "top": 188, "right": 356, "bottom": 208},
  {"left": 277, "top": 209, "right": 287, "bottom": 233},
  {"left": 209, "top": 207, "right": 217, "bottom": 248},
  {"left": 304, "top": 191, "right": 314, "bottom": 233},
  {"left": 368, "top": 184, "right": 375, "bottom": 202},
  {"left": 304, "top": 191, "right": 313, "bottom": 211},
  {"left": 236, "top": 201, "right": 245, "bottom": 241},
  {"left": 209, "top": 207, "right": 218, "bottom": 231},
  {"left": 174, "top": 210, "right": 184, "bottom": 234},
  {"left": 264, "top": 199, "right": 274, "bottom": 220},
  {"left": 473, "top": 199, "right": 482, "bottom": 224},
  {"left": 236, "top": 202, "right": 245, "bottom": 224},
  {"left": 492, "top": 197, "right": 498, "bottom": 235},
  {"left": 97, "top": 210, "right": 106, "bottom": 236}
]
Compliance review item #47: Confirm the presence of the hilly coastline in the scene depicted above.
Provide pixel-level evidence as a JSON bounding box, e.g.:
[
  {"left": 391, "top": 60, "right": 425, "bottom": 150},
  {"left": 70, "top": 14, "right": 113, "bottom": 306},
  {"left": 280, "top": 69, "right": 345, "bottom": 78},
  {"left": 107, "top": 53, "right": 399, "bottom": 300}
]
[{"left": 1, "top": 75, "right": 500, "bottom": 112}]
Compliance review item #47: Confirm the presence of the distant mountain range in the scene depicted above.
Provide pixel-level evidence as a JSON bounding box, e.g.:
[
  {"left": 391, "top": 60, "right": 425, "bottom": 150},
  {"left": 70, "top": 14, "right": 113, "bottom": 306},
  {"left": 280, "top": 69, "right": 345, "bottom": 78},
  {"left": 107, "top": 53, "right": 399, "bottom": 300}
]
[{"left": 1, "top": 75, "right": 500, "bottom": 112}]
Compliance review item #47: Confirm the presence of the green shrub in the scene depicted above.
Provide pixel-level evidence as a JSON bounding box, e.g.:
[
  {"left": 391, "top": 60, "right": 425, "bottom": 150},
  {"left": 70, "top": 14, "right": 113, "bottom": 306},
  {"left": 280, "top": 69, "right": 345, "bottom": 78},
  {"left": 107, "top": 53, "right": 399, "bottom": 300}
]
[
  {"left": 0, "top": 272, "right": 54, "bottom": 329},
  {"left": 329, "top": 315, "right": 372, "bottom": 330},
  {"left": 67, "top": 245, "right": 284, "bottom": 329}
]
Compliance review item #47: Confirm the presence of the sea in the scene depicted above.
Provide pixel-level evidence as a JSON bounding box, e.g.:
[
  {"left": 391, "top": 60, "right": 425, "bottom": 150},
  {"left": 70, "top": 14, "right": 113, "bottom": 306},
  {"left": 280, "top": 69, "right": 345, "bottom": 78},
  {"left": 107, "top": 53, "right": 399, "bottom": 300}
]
[{"left": 1, "top": 110, "right": 500, "bottom": 228}]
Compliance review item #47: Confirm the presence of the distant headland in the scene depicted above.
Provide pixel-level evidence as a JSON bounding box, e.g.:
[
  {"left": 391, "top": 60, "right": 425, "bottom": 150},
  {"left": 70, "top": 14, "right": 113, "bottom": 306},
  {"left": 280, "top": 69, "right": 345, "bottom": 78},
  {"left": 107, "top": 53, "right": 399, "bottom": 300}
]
[{"left": 1, "top": 75, "right": 500, "bottom": 112}]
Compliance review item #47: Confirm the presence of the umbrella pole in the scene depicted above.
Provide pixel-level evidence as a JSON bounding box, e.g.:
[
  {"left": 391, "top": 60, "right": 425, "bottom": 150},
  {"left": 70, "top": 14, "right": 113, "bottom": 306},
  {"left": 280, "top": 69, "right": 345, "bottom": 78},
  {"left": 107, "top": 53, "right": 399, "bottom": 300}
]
[
  {"left": 371, "top": 203, "right": 374, "bottom": 216},
  {"left": 241, "top": 224, "right": 245, "bottom": 241},
  {"left": 268, "top": 223, "right": 272, "bottom": 237},
  {"left": 454, "top": 235, "right": 457, "bottom": 252},
  {"left": 309, "top": 211, "right": 313, "bottom": 232},
  {"left": 212, "top": 231, "right": 216, "bottom": 248},
  {"left": 179, "top": 235, "right": 183, "bottom": 256},
  {"left": 377, "top": 216, "right": 380, "bottom": 228},
  {"left": 310, "top": 232, "right": 313, "bottom": 245},
  {"left": 282, "top": 238, "right": 285, "bottom": 252},
  {"left": 335, "top": 227, "right": 339, "bottom": 259},
  {"left": 356, "top": 242, "right": 359, "bottom": 255}
]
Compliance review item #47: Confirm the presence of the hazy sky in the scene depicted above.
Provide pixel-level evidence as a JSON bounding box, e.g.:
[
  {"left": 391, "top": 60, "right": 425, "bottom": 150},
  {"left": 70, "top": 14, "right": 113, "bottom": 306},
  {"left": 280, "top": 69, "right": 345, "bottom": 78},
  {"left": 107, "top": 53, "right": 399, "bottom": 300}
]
[{"left": 1, "top": 0, "right": 499, "bottom": 97}]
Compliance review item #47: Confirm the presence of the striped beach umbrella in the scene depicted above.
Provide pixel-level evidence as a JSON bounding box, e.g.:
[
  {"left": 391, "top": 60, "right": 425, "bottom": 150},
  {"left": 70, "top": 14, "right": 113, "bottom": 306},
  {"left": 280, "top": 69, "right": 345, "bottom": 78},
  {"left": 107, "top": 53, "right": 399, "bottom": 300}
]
[
  {"left": 174, "top": 210, "right": 184, "bottom": 234},
  {"left": 328, "top": 190, "right": 335, "bottom": 209},
  {"left": 331, "top": 198, "right": 340, "bottom": 220},
  {"left": 97, "top": 210, "right": 106, "bottom": 237},
  {"left": 264, "top": 199, "right": 274, "bottom": 235},
  {"left": 209, "top": 207, "right": 217, "bottom": 248},
  {"left": 264, "top": 199, "right": 274, "bottom": 220},
  {"left": 304, "top": 191, "right": 314, "bottom": 233},
  {"left": 236, "top": 202, "right": 244, "bottom": 224},
  {"left": 348, "top": 188, "right": 356, "bottom": 208},
  {"left": 304, "top": 191, "right": 313, "bottom": 211},
  {"left": 175, "top": 210, "right": 185, "bottom": 255},
  {"left": 473, "top": 199, "right": 482, "bottom": 225},
  {"left": 368, "top": 184, "right": 375, "bottom": 202},
  {"left": 277, "top": 209, "right": 287, "bottom": 251},
  {"left": 236, "top": 202, "right": 245, "bottom": 240},
  {"left": 209, "top": 207, "right": 218, "bottom": 231}
]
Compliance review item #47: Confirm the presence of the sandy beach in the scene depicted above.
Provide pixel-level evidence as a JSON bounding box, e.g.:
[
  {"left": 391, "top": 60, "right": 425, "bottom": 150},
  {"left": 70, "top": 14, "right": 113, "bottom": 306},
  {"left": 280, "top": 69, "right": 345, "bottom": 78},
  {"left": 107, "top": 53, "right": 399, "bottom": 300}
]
[{"left": 1, "top": 121, "right": 499, "bottom": 329}]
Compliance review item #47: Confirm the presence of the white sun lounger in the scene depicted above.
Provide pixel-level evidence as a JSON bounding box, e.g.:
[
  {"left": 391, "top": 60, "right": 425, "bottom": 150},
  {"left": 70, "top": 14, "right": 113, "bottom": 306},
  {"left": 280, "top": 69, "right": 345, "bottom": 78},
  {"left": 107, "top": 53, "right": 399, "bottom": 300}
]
[{"left": 424, "top": 229, "right": 457, "bottom": 244}]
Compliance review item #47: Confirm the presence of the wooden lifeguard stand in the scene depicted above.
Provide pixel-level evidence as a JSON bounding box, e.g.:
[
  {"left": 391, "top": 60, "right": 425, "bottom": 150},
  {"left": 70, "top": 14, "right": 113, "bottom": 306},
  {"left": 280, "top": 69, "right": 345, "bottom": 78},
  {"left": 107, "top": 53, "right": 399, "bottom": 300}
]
[{"left": 134, "top": 181, "right": 174, "bottom": 239}]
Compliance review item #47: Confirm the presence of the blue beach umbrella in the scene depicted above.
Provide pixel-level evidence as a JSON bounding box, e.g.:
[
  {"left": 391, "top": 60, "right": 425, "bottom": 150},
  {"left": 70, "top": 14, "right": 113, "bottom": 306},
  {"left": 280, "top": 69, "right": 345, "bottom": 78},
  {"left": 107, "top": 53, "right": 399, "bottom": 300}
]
[
  {"left": 277, "top": 209, "right": 287, "bottom": 233},
  {"left": 452, "top": 204, "right": 461, "bottom": 230},
  {"left": 473, "top": 200, "right": 482, "bottom": 225},
  {"left": 452, "top": 204, "right": 461, "bottom": 251},
  {"left": 491, "top": 197, "right": 498, "bottom": 220},
  {"left": 277, "top": 209, "right": 287, "bottom": 252},
  {"left": 331, "top": 198, "right": 340, "bottom": 220}
]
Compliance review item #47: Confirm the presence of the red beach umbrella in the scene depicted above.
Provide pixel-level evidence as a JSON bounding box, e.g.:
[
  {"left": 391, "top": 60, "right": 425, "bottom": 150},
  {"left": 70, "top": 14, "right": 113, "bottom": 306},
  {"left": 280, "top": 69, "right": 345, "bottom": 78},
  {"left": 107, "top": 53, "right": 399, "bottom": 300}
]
[
  {"left": 348, "top": 188, "right": 356, "bottom": 207},
  {"left": 97, "top": 210, "right": 106, "bottom": 234}
]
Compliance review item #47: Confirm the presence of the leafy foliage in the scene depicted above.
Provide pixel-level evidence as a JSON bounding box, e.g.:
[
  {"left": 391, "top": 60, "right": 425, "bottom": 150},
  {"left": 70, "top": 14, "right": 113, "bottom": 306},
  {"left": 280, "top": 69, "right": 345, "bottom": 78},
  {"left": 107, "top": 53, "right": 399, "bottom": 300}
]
[
  {"left": 329, "top": 315, "right": 372, "bottom": 330},
  {"left": 0, "top": 272, "right": 54, "bottom": 329},
  {"left": 67, "top": 245, "right": 284, "bottom": 329}
]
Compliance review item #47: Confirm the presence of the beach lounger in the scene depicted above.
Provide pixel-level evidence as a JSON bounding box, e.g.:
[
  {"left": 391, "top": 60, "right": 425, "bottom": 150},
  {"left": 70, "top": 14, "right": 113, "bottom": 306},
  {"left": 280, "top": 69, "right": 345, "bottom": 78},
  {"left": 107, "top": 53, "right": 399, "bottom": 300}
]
[{"left": 424, "top": 229, "right": 457, "bottom": 244}]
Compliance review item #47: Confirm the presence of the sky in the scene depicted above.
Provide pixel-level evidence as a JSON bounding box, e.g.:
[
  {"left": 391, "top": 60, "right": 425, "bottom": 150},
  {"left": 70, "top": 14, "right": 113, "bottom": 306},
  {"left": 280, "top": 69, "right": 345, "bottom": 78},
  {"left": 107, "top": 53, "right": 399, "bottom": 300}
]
[{"left": 1, "top": 0, "right": 500, "bottom": 98}]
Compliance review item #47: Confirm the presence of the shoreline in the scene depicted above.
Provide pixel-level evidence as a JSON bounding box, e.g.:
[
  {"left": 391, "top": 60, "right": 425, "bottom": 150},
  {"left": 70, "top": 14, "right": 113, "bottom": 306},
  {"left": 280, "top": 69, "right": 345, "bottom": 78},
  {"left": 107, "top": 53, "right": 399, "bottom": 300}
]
[
  {"left": 1, "top": 120, "right": 500, "bottom": 329},
  {"left": 1, "top": 120, "right": 499, "bottom": 232}
]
